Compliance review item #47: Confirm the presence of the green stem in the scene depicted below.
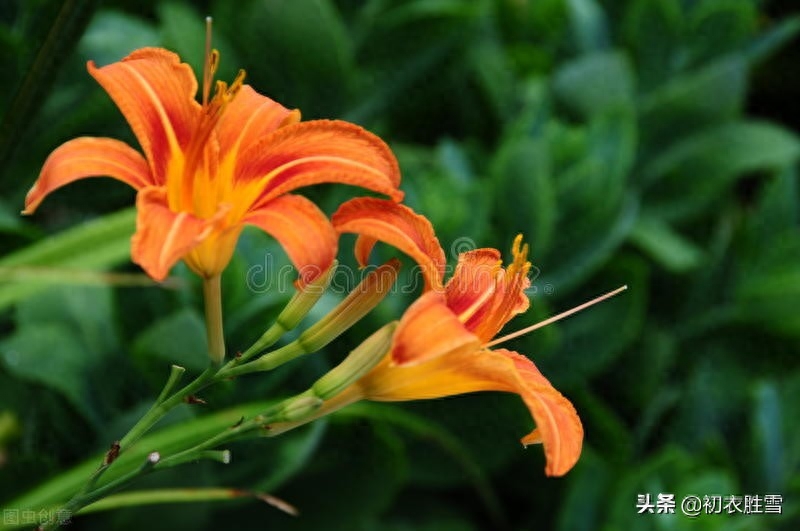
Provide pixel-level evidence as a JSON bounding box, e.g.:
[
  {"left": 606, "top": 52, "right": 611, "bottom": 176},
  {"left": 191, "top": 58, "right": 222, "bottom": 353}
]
[
  {"left": 38, "top": 454, "right": 159, "bottom": 530},
  {"left": 119, "top": 366, "right": 217, "bottom": 450},
  {"left": 155, "top": 365, "right": 187, "bottom": 404},
  {"left": 236, "top": 321, "right": 287, "bottom": 361},
  {"left": 154, "top": 417, "right": 264, "bottom": 470},
  {"left": 203, "top": 274, "right": 226, "bottom": 365},
  {"left": 48, "top": 365, "right": 217, "bottom": 528},
  {"left": 219, "top": 341, "right": 308, "bottom": 378},
  {"left": 77, "top": 488, "right": 256, "bottom": 515}
]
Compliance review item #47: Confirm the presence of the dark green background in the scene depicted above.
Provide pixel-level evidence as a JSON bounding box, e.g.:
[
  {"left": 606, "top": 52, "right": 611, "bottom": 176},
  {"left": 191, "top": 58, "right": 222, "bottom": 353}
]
[{"left": 1, "top": 0, "right": 799, "bottom": 529}]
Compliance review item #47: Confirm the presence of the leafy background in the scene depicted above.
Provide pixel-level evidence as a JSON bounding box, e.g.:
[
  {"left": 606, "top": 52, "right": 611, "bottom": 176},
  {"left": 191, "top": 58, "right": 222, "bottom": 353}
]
[{"left": 1, "top": 0, "right": 799, "bottom": 529}]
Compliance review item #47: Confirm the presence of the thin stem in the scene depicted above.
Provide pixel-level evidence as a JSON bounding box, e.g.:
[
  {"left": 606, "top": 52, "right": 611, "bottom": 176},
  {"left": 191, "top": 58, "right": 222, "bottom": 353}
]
[
  {"left": 219, "top": 341, "right": 308, "bottom": 378},
  {"left": 38, "top": 455, "right": 159, "bottom": 530},
  {"left": 155, "top": 365, "right": 187, "bottom": 404},
  {"left": 39, "top": 366, "right": 221, "bottom": 529},
  {"left": 203, "top": 275, "right": 226, "bottom": 365},
  {"left": 235, "top": 321, "right": 287, "bottom": 362},
  {"left": 80, "top": 365, "right": 185, "bottom": 494},
  {"left": 120, "top": 366, "right": 218, "bottom": 449},
  {"left": 155, "top": 419, "right": 261, "bottom": 470}
]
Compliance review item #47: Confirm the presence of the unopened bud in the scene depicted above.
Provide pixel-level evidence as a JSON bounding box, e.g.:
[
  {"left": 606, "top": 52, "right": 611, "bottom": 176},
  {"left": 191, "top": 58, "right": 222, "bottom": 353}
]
[
  {"left": 275, "top": 393, "right": 323, "bottom": 422},
  {"left": 243, "top": 262, "right": 337, "bottom": 359},
  {"left": 296, "top": 259, "right": 399, "bottom": 353},
  {"left": 312, "top": 322, "right": 396, "bottom": 400}
]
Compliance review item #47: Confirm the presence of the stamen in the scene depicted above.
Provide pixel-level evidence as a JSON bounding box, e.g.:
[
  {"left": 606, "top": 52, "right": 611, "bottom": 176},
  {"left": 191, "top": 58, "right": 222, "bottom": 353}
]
[
  {"left": 202, "top": 17, "right": 215, "bottom": 106},
  {"left": 508, "top": 234, "right": 530, "bottom": 277},
  {"left": 484, "top": 285, "right": 628, "bottom": 348}
]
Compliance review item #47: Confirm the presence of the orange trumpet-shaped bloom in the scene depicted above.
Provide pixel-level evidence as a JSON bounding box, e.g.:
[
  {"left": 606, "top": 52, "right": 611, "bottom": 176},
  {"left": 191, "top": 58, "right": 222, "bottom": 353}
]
[
  {"left": 328, "top": 200, "right": 583, "bottom": 476},
  {"left": 24, "top": 48, "right": 402, "bottom": 282}
]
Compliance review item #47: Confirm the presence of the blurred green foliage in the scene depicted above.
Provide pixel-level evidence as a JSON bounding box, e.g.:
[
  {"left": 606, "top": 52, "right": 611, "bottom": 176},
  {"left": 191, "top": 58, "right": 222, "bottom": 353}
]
[{"left": 1, "top": 0, "right": 800, "bottom": 529}]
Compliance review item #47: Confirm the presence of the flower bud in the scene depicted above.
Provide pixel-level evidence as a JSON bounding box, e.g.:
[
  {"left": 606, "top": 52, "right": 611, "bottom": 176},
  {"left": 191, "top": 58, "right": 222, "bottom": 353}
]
[
  {"left": 311, "top": 322, "right": 396, "bottom": 401},
  {"left": 274, "top": 392, "right": 324, "bottom": 422},
  {"left": 244, "top": 261, "right": 337, "bottom": 358},
  {"left": 295, "top": 259, "right": 399, "bottom": 353}
]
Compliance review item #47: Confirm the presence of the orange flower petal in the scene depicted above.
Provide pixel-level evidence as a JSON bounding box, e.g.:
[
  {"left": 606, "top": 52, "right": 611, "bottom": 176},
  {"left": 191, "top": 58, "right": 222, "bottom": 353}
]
[
  {"left": 216, "top": 85, "right": 300, "bottom": 165},
  {"left": 131, "top": 187, "right": 212, "bottom": 281},
  {"left": 238, "top": 120, "right": 403, "bottom": 204},
  {"left": 444, "top": 249, "right": 502, "bottom": 335},
  {"left": 390, "top": 291, "right": 481, "bottom": 366},
  {"left": 245, "top": 194, "right": 337, "bottom": 286},
  {"left": 24, "top": 137, "right": 152, "bottom": 214},
  {"left": 449, "top": 238, "right": 531, "bottom": 343},
  {"left": 357, "top": 346, "right": 582, "bottom": 476},
  {"left": 332, "top": 198, "right": 446, "bottom": 290},
  {"left": 496, "top": 349, "right": 583, "bottom": 477},
  {"left": 88, "top": 47, "right": 200, "bottom": 181}
]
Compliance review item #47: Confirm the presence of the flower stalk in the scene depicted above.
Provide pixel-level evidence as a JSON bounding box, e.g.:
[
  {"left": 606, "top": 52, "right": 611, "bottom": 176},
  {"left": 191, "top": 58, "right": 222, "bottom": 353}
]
[
  {"left": 203, "top": 274, "right": 226, "bottom": 365},
  {"left": 236, "top": 261, "right": 337, "bottom": 363},
  {"left": 222, "top": 260, "right": 399, "bottom": 377}
]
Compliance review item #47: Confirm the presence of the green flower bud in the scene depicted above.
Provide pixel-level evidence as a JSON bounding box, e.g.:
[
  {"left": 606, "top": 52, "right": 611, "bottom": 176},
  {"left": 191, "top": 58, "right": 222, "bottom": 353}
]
[{"left": 312, "top": 322, "right": 397, "bottom": 401}]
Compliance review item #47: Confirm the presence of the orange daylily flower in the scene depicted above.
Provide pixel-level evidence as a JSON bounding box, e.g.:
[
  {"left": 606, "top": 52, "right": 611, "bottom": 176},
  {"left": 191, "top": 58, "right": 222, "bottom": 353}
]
[
  {"left": 24, "top": 48, "right": 402, "bottom": 282},
  {"left": 328, "top": 199, "right": 584, "bottom": 476}
]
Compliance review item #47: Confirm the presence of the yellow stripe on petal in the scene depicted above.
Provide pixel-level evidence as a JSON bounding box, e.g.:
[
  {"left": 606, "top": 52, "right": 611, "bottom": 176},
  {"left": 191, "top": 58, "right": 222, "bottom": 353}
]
[
  {"left": 238, "top": 120, "right": 402, "bottom": 205},
  {"left": 216, "top": 85, "right": 299, "bottom": 166},
  {"left": 88, "top": 47, "right": 200, "bottom": 182},
  {"left": 24, "top": 137, "right": 152, "bottom": 214}
]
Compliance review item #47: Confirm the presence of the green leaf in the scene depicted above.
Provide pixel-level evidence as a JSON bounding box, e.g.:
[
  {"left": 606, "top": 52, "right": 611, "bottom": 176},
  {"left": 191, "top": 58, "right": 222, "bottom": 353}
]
[
  {"left": 0, "top": 199, "right": 23, "bottom": 233},
  {"left": 737, "top": 264, "right": 800, "bottom": 335},
  {"left": 0, "top": 324, "right": 102, "bottom": 425},
  {"left": 79, "top": 487, "right": 297, "bottom": 517},
  {"left": 158, "top": 2, "right": 240, "bottom": 82},
  {"left": 541, "top": 193, "right": 639, "bottom": 292},
  {"left": 79, "top": 10, "right": 159, "bottom": 65},
  {"left": 752, "top": 382, "right": 785, "bottom": 491},
  {"left": 132, "top": 309, "right": 209, "bottom": 372},
  {"left": 566, "top": 0, "right": 609, "bottom": 53},
  {"left": 745, "top": 15, "right": 800, "bottom": 64},
  {"left": 687, "top": 0, "right": 757, "bottom": 65},
  {"left": 746, "top": 166, "right": 798, "bottom": 244},
  {"left": 638, "top": 56, "right": 747, "bottom": 150},
  {"left": 552, "top": 51, "right": 635, "bottom": 118},
  {"left": 622, "top": 0, "right": 683, "bottom": 89},
  {"left": 642, "top": 121, "right": 800, "bottom": 221},
  {"left": 629, "top": 216, "right": 704, "bottom": 272},
  {"left": 373, "top": 0, "right": 486, "bottom": 26},
  {"left": 256, "top": 417, "right": 406, "bottom": 531},
  {"left": 252, "top": 421, "right": 327, "bottom": 492},
  {"left": 0, "top": 208, "right": 135, "bottom": 310},
  {"left": 0, "top": 285, "right": 120, "bottom": 424},
  {"left": 214, "top": 0, "right": 354, "bottom": 116},
  {"left": 3, "top": 400, "right": 275, "bottom": 516},
  {"left": 540, "top": 254, "right": 647, "bottom": 382},
  {"left": 0, "top": 0, "right": 100, "bottom": 170},
  {"left": 557, "top": 450, "right": 611, "bottom": 531},
  {"left": 16, "top": 285, "right": 118, "bottom": 355},
  {"left": 492, "top": 137, "right": 555, "bottom": 254},
  {"left": 336, "top": 401, "right": 503, "bottom": 522}
]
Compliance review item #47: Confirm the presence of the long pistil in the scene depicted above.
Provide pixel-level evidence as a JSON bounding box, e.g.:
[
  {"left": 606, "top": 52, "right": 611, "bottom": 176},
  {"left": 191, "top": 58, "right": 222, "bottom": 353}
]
[{"left": 485, "top": 285, "right": 628, "bottom": 348}]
